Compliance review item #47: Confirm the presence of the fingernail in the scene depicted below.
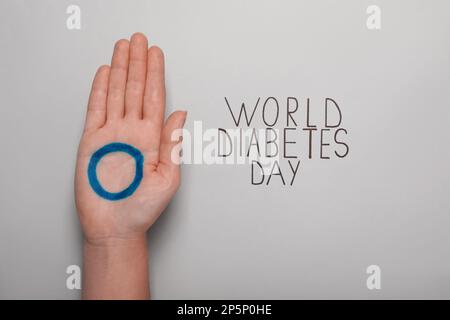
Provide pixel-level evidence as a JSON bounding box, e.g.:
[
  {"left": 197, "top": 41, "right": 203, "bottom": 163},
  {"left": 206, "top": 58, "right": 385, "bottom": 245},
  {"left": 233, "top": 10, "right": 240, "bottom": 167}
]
[{"left": 181, "top": 111, "right": 187, "bottom": 126}]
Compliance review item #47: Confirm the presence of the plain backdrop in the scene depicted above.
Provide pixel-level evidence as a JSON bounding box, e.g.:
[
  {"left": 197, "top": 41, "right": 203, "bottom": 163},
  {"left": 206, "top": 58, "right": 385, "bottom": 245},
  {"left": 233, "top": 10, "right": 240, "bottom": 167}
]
[{"left": 0, "top": 0, "right": 449, "bottom": 299}]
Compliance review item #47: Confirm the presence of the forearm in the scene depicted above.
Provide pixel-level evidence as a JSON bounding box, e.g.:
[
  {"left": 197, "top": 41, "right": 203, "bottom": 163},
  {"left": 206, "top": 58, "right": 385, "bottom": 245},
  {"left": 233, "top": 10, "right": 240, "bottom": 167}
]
[{"left": 82, "top": 235, "right": 150, "bottom": 300}]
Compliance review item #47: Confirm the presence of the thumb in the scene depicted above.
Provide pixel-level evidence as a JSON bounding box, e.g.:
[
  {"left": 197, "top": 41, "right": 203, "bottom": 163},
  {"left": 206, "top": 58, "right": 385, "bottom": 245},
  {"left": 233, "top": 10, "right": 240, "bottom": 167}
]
[{"left": 158, "top": 110, "right": 187, "bottom": 174}]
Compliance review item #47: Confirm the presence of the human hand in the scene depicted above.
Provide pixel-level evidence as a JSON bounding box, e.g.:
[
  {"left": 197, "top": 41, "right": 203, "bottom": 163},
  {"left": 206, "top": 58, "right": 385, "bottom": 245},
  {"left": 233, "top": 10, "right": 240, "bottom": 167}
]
[{"left": 75, "top": 33, "right": 186, "bottom": 246}]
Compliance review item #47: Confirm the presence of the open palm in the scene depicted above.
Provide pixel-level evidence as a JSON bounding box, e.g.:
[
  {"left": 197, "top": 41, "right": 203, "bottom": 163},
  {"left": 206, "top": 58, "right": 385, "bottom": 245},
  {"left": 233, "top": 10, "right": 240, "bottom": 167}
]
[{"left": 75, "top": 33, "right": 186, "bottom": 244}]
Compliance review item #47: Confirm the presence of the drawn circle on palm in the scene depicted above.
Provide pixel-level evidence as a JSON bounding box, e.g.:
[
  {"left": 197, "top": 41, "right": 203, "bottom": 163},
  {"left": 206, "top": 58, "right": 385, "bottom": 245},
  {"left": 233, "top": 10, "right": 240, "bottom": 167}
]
[{"left": 87, "top": 142, "right": 144, "bottom": 201}]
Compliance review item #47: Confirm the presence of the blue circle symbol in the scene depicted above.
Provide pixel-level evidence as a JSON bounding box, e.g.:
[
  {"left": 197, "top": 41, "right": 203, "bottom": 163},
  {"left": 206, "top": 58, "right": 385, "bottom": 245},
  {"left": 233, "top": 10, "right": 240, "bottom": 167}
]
[{"left": 87, "top": 142, "right": 144, "bottom": 201}]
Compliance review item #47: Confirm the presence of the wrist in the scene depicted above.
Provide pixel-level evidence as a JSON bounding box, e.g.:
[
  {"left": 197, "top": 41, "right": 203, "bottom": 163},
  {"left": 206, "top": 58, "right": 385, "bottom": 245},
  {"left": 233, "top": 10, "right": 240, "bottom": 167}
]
[{"left": 84, "top": 233, "right": 148, "bottom": 248}]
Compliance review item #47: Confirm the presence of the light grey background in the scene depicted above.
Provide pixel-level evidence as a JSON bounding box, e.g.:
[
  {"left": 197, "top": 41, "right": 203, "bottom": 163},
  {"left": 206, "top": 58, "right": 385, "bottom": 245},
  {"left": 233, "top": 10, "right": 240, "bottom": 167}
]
[{"left": 0, "top": 0, "right": 449, "bottom": 299}]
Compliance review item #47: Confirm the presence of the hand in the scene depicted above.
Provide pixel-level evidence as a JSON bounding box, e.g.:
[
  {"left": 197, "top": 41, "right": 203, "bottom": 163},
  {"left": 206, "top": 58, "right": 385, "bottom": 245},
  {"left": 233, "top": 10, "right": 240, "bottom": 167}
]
[{"left": 75, "top": 33, "right": 186, "bottom": 245}]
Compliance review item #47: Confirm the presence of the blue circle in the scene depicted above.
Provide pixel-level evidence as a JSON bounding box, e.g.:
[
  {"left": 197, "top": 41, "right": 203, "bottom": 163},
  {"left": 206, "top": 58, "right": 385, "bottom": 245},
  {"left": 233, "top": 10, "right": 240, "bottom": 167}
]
[{"left": 87, "top": 142, "right": 144, "bottom": 201}]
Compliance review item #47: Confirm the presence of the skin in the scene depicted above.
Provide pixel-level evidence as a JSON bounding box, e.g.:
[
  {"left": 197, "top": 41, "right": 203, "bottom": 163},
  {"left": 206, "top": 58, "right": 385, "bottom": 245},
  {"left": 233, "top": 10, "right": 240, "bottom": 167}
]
[{"left": 75, "top": 33, "right": 186, "bottom": 299}]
